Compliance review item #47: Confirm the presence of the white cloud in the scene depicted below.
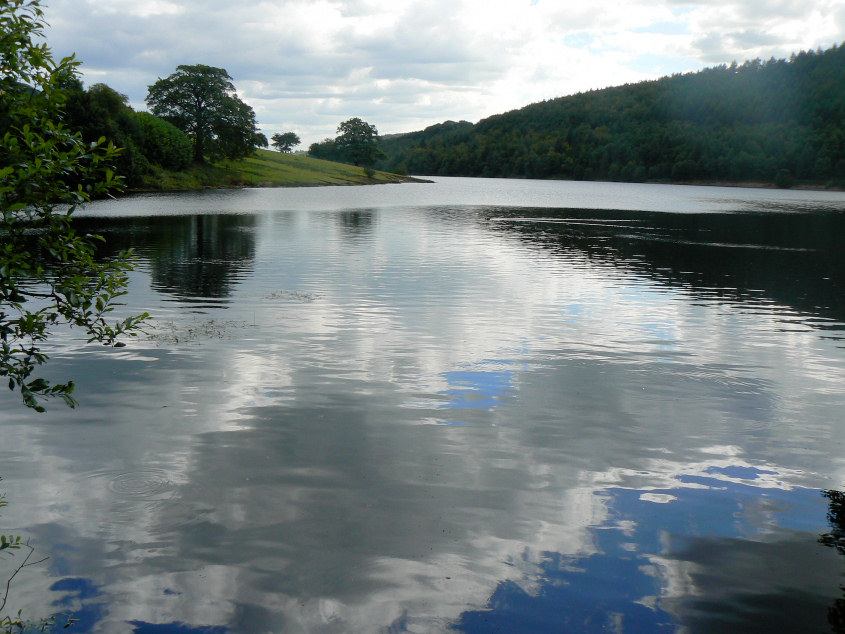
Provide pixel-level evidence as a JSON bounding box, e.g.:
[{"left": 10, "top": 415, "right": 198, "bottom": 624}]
[
  {"left": 41, "top": 0, "right": 845, "bottom": 145},
  {"left": 84, "top": 0, "right": 185, "bottom": 17}
]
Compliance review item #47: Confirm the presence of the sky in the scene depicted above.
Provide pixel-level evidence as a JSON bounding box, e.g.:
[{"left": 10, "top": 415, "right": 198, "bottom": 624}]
[{"left": 41, "top": 0, "right": 845, "bottom": 147}]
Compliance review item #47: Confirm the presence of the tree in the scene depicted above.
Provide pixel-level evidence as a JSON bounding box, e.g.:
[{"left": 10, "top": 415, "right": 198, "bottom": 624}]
[
  {"left": 271, "top": 131, "right": 301, "bottom": 153},
  {"left": 145, "top": 64, "right": 261, "bottom": 163},
  {"left": 1, "top": 0, "right": 148, "bottom": 411},
  {"left": 208, "top": 93, "right": 261, "bottom": 161},
  {"left": 335, "top": 117, "right": 385, "bottom": 166}
]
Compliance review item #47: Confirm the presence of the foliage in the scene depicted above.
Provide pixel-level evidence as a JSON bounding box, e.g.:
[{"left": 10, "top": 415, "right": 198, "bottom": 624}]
[
  {"left": 146, "top": 64, "right": 261, "bottom": 163},
  {"left": 271, "top": 131, "right": 301, "bottom": 153},
  {"left": 134, "top": 111, "right": 192, "bottom": 171},
  {"left": 334, "top": 117, "right": 385, "bottom": 167},
  {"left": 62, "top": 82, "right": 150, "bottom": 186},
  {"left": 307, "top": 137, "right": 342, "bottom": 162},
  {"left": 377, "top": 45, "right": 845, "bottom": 188},
  {"left": 1, "top": 0, "right": 148, "bottom": 410},
  {"left": 62, "top": 81, "right": 196, "bottom": 183}
]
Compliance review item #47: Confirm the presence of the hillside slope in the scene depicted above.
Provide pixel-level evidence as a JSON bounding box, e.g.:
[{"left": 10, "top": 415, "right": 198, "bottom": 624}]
[
  {"left": 133, "top": 149, "right": 420, "bottom": 191},
  {"left": 378, "top": 45, "right": 845, "bottom": 188}
]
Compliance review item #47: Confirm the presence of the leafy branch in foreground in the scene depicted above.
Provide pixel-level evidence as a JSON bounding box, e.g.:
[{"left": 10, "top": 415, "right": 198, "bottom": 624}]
[{"left": 1, "top": 0, "right": 148, "bottom": 411}]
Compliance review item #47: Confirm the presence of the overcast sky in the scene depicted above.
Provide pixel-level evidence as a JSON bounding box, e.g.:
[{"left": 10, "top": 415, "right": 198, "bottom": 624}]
[{"left": 42, "top": 0, "right": 845, "bottom": 147}]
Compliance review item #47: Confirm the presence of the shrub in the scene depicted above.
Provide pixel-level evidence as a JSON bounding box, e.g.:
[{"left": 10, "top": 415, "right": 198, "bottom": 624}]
[{"left": 135, "top": 111, "right": 193, "bottom": 170}]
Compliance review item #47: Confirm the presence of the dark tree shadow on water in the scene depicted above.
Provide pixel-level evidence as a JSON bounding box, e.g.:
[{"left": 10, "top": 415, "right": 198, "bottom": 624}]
[{"left": 820, "top": 488, "right": 845, "bottom": 632}]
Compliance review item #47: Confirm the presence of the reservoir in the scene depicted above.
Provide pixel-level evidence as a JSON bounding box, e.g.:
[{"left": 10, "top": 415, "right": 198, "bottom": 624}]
[{"left": 2, "top": 177, "right": 845, "bottom": 633}]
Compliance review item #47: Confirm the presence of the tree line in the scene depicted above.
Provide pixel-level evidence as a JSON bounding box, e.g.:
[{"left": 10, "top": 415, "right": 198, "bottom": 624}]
[
  {"left": 60, "top": 64, "right": 382, "bottom": 188},
  {"left": 58, "top": 64, "right": 275, "bottom": 188},
  {"left": 376, "top": 45, "right": 845, "bottom": 188}
]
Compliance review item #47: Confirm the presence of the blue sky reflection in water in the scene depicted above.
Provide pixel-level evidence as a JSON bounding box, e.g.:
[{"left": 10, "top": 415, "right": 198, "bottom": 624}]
[{"left": 2, "top": 179, "right": 845, "bottom": 632}]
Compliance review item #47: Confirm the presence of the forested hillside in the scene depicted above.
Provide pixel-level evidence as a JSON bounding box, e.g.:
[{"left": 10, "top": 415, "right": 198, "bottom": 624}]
[{"left": 377, "top": 45, "right": 845, "bottom": 187}]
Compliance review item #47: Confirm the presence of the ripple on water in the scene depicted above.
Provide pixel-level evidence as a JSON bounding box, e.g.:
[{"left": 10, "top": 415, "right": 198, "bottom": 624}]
[
  {"left": 80, "top": 470, "right": 180, "bottom": 526},
  {"left": 105, "top": 470, "right": 176, "bottom": 500},
  {"left": 82, "top": 469, "right": 178, "bottom": 520}
]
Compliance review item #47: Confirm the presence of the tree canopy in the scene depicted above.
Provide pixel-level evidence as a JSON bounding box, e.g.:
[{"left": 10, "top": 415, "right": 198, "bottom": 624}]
[
  {"left": 307, "top": 137, "right": 341, "bottom": 162},
  {"left": 134, "top": 111, "right": 193, "bottom": 172},
  {"left": 1, "top": 0, "right": 147, "bottom": 410},
  {"left": 60, "top": 81, "right": 193, "bottom": 186},
  {"left": 334, "top": 118, "right": 385, "bottom": 166},
  {"left": 271, "top": 131, "right": 301, "bottom": 153},
  {"left": 146, "top": 64, "right": 261, "bottom": 163}
]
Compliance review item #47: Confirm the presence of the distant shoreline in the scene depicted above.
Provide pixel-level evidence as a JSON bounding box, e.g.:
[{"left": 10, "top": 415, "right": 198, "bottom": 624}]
[
  {"left": 412, "top": 174, "right": 844, "bottom": 193},
  {"left": 126, "top": 153, "right": 841, "bottom": 195}
]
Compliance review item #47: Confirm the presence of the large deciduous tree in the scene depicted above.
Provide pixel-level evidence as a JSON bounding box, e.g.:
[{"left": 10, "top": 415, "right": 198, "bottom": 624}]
[
  {"left": 335, "top": 118, "right": 385, "bottom": 167},
  {"left": 1, "top": 0, "right": 148, "bottom": 411},
  {"left": 145, "top": 64, "right": 261, "bottom": 163}
]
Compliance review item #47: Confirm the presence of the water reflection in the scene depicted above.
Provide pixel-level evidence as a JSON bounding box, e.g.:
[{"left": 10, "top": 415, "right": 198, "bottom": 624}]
[
  {"left": 2, "top": 182, "right": 845, "bottom": 632},
  {"left": 337, "top": 210, "right": 377, "bottom": 240},
  {"left": 456, "top": 464, "right": 838, "bottom": 633},
  {"left": 820, "top": 488, "right": 845, "bottom": 633},
  {"left": 486, "top": 207, "right": 845, "bottom": 324},
  {"left": 77, "top": 214, "right": 257, "bottom": 303}
]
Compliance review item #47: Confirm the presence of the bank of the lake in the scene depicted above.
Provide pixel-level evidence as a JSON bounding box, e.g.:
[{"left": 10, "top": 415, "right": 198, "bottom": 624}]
[
  {"left": 130, "top": 148, "right": 425, "bottom": 192},
  {"left": 131, "top": 148, "right": 838, "bottom": 195}
]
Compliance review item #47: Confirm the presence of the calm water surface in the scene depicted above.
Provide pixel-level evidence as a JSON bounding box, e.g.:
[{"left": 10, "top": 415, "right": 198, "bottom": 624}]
[{"left": 3, "top": 178, "right": 845, "bottom": 633}]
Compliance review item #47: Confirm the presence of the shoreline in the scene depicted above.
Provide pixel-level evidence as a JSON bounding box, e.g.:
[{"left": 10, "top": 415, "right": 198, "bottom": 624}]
[
  {"left": 420, "top": 174, "right": 844, "bottom": 193},
  {"left": 127, "top": 174, "right": 431, "bottom": 195}
]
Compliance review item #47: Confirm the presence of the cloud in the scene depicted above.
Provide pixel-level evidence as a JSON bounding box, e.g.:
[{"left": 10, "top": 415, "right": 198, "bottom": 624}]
[
  {"left": 684, "top": 0, "right": 845, "bottom": 61},
  {"left": 41, "top": 0, "right": 845, "bottom": 145}
]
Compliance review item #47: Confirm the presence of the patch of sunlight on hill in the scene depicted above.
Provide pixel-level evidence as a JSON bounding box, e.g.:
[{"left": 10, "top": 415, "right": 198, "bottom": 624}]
[{"left": 134, "top": 149, "right": 417, "bottom": 191}]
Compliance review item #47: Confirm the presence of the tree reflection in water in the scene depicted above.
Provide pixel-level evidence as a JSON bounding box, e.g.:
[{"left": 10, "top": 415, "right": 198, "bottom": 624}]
[
  {"left": 821, "top": 488, "right": 845, "bottom": 632},
  {"left": 76, "top": 214, "right": 257, "bottom": 303}
]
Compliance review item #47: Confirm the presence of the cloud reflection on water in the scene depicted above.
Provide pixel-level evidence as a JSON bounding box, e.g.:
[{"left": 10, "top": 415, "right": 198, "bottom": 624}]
[{"left": 2, "top": 182, "right": 845, "bottom": 631}]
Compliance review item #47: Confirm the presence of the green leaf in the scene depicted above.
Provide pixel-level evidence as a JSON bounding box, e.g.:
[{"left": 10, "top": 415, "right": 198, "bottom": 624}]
[{"left": 2, "top": 0, "right": 145, "bottom": 412}]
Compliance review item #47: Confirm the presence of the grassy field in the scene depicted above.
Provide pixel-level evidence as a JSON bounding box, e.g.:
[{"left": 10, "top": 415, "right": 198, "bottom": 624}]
[{"left": 133, "top": 149, "right": 421, "bottom": 191}]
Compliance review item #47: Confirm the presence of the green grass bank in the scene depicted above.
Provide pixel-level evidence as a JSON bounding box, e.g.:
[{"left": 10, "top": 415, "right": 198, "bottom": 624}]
[{"left": 132, "top": 149, "right": 424, "bottom": 192}]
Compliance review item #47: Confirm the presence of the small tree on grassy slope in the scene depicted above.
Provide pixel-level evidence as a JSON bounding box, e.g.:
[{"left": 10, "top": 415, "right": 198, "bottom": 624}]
[{"left": 271, "top": 132, "right": 301, "bottom": 153}]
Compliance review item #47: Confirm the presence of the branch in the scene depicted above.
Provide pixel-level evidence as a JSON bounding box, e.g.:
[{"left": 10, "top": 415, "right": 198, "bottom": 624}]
[{"left": 0, "top": 542, "right": 48, "bottom": 614}]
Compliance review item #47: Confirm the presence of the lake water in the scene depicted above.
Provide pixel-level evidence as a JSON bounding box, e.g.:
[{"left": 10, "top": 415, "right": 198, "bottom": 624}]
[{"left": 2, "top": 177, "right": 845, "bottom": 633}]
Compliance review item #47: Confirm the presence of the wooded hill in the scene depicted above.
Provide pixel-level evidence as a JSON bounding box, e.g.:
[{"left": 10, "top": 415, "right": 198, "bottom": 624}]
[{"left": 376, "top": 45, "right": 845, "bottom": 188}]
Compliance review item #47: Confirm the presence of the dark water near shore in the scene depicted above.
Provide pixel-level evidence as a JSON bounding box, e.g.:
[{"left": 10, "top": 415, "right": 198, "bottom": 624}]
[{"left": 2, "top": 178, "right": 845, "bottom": 633}]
